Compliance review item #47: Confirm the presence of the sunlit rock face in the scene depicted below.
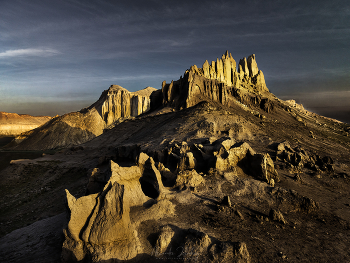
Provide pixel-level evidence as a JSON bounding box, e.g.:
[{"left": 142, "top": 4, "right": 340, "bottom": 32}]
[
  {"left": 0, "top": 112, "right": 51, "bottom": 136},
  {"left": 100, "top": 85, "right": 153, "bottom": 126},
  {"left": 160, "top": 51, "right": 269, "bottom": 111},
  {"left": 11, "top": 86, "right": 156, "bottom": 150}
]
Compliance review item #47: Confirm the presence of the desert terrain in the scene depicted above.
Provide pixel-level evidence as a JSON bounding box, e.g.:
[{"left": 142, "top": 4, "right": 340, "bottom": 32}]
[{"left": 0, "top": 52, "right": 349, "bottom": 263}]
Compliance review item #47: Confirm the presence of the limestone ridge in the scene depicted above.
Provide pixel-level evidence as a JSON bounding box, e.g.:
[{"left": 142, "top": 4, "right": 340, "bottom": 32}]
[{"left": 160, "top": 51, "right": 270, "bottom": 111}]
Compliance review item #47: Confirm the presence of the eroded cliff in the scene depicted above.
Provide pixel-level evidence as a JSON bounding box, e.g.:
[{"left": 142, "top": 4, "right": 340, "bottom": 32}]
[
  {"left": 11, "top": 86, "right": 156, "bottom": 150},
  {"left": 160, "top": 51, "right": 270, "bottom": 112}
]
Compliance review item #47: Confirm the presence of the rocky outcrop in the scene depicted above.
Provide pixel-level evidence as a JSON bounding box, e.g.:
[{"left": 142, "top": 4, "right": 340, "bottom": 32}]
[
  {"left": 62, "top": 156, "right": 167, "bottom": 262},
  {"left": 0, "top": 111, "right": 51, "bottom": 136},
  {"left": 160, "top": 51, "right": 270, "bottom": 112},
  {"left": 174, "top": 169, "right": 204, "bottom": 190},
  {"left": 98, "top": 85, "right": 154, "bottom": 126},
  {"left": 276, "top": 141, "right": 334, "bottom": 173},
  {"left": 11, "top": 86, "right": 156, "bottom": 150},
  {"left": 62, "top": 182, "right": 140, "bottom": 262},
  {"left": 154, "top": 226, "right": 251, "bottom": 263}
]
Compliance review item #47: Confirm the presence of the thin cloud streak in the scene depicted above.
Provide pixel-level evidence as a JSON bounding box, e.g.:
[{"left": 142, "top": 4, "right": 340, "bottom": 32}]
[{"left": 0, "top": 48, "right": 59, "bottom": 58}]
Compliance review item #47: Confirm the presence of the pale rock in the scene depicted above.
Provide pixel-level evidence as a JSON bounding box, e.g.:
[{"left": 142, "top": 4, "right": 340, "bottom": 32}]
[
  {"left": 250, "top": 153, "right": 280, "bottom": 183},
  {"left": 209, "top": 241, "right": 251, "bottom": 263},
  {"left": 157, "top": 162, "right": 176, "bottom": 182},
  {"left": 203, "top": 60, "right": 210, "bottom": 79},
  {"left": 88, "top": 183, "right": 133, "bottom": 245},
  {"left": 221, "top": 138, "right": 236, "bottom": 151},
  {"left": 238, "top": 57, "right": 249, "bottom": 76},
  {"left": 138, "top": 153, "right": 165, "bottom": 198},
  {"left": 186, "top": 152, "right": 197, "bottom": 169},
  {"left": 109, "top": 160, "right": 150, "bottom": 206},
  {"left": 65, "top": 190, "right": 98, "bottom": 242},
  {"left": 133, "top": 199, "right": 176, "bottom": 225},
  {"left": 175, "top": 169, "right": 204, "bottom": 190},
  {"left": 247, "top": 54, "right": 259, "bottom": 77},
  {"left": 62, "top": 182, "right": 140, "bottom": 262},
  {"left": 216, "top": 142, "right": 256, "bottom": 172},
  {"left": 251, "top": 70, "right": 268, "bottom": 92},
  {"left": 155, "top": 225, "right": 176, "bottom": 255},
  {"left": 101, "top": 85, "right": 153, "bottom": 126}
]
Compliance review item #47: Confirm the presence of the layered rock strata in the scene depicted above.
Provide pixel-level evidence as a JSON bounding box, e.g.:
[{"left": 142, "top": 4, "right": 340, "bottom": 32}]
[
  {"left": 11, "top": 86, "right": 156, "bottom": 150},
  {"left": 0, "top": 112, "right": 51, "bottom": 136}
]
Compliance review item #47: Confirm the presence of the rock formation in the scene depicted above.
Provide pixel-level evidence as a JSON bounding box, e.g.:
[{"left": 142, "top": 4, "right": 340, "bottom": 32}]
[
  {"left": 2, "top": 50, "right": 350, "bottom": 263},
  {"left": 0, "top": 111, "right": 51, "bottom": 136},
  {"left": 62, "top": 153, "right": 167, "bottom": 262},
  {"left": 98, "top": 85, "right": 153, "bottom": 126},
  {"left": 11, "top": 86, "right": 156, "bottom": 150},
  {"left": 159, "top": 51, "right": 269, "bottom": 111}
]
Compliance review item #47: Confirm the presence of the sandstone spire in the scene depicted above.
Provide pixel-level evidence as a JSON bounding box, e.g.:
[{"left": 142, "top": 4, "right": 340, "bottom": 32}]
[{"left": 247, "top": 54, "right": 259, "bottom": 77}]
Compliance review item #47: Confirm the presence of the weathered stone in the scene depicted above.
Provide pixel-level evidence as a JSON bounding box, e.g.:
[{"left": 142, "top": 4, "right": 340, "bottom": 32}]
[
  {"left": 269, "top": 209, "right": 287, "bottom": 224},
  {"left": 138, "top": 153, "right": 165, "bottom": 198},
  {"left": 216, "top": 142, "right": 256, "bottom": 172},
  {"left": 12, "top": 85, "right": 155, "bottom": 150},
  {"left": 110, "top": 160, "right": 150, "bottom": 206},
  {"left": 62, "top": 182, "right": 140, "bottom": 262},
  {"left": 209, "top": 241, "right": 251, "bottom": 263},
  {"left": 247, "top": 54, "right": 259, "bottom": 77},
  {"left": 250, "top": 153, "right": 280, "bottom": 184},
  {"left": 158, "top": 51, "right": 269, "bottom": 112},
  {"left": 65, "top": 190, "right": 98, "bottom": 242},
  {"left": 239, "top": 57, "right": 249, "bottom": 76},
  {"left": 154, "top": 225, "right": 176, "bottom": 255},
  {"left": 175, "top": 169, "right": 204, "bottom": 190},
  {"left": 157, "top": 162, "right": 176, "bottom": 184},
  {"left": 102, "top": 85, "right": 154, "bottom": 126},
  {"left": 181, "top": 229, "right": 212, "bottom": 263}
]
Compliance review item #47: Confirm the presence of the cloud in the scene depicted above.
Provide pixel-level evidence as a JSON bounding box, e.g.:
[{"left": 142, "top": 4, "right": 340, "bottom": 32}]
[{"left": 0, "top": 48, "right": 59, "bottom": 58}]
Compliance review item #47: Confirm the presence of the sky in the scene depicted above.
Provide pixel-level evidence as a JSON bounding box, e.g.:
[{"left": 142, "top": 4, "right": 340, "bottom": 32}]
[{"left": 0, "top": 0, "right": 349, "bottom": 122}]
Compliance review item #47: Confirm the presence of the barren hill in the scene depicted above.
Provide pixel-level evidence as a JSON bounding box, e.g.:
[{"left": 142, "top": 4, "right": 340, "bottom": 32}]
[
  {"left": 10, "top": 85, "right": 156, "bottom": 150},
  {"left": 0, "top": 112, "right": 51, "bottom": 136},
  {"left": 0, "top": 51, "right": 350, "bottom": 263}
]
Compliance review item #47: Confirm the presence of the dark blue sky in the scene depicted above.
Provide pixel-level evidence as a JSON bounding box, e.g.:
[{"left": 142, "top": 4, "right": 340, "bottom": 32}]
[{"left": 0, "top": 0, "right": 349, "bottom": 121}]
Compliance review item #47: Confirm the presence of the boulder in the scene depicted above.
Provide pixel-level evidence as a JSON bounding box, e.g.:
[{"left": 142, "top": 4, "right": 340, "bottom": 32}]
[
  {"left": 249, "top": 153, "right": 280, "bottom": 184},
  {"left": 175, "top": 169, "right": 204, "bottom": 190},
  {"left": 154, "top": 226, "right": 250, "bottom": 263},
  {"left": 209, "top": 241, "right": 251, "bottom": 263},
  {"left": 269, "top": 209, "right": 287, "bottom": 224},
  {"left": 216, "top": 142, "right": 256, "bottom": 172},
  {"left": 65, "top": 190, "right": 99, "bottom": 242},
  {"left": 181, "top": 229, "right": 212, "bottom": 263},
  {"left": 154, "top": 225, "right": 176, "bottom": 255}
]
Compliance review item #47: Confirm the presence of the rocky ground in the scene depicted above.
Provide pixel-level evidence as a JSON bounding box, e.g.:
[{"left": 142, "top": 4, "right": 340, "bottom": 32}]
[
  {"left": 0, "top": 98, "right": 349, "bottom": 262},
  {"left": 0, "top": 52, "right": 350, "bottom": 262}
]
